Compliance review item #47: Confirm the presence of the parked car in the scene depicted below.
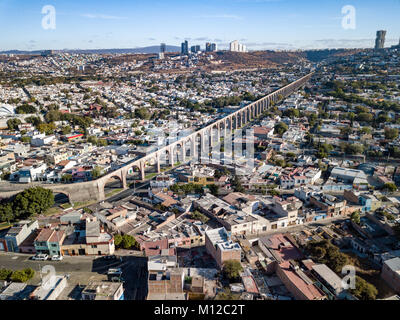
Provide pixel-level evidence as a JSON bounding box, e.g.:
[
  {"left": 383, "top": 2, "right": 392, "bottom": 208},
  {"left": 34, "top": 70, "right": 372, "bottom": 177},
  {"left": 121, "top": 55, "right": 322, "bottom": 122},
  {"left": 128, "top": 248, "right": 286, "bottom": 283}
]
[
  {"left": 31, "top": 254, "right": 49, "bottom": 261},
  {"left": 51, "top": 255, "right": 63, "bottom": 261}
]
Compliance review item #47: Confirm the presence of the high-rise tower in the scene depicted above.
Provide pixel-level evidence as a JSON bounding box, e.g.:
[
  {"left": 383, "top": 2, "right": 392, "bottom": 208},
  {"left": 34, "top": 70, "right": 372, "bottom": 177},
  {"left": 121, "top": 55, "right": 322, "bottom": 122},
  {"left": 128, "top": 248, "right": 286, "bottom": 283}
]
[{"left": 375, "top": 30, "right": 387, "bottom": 50}]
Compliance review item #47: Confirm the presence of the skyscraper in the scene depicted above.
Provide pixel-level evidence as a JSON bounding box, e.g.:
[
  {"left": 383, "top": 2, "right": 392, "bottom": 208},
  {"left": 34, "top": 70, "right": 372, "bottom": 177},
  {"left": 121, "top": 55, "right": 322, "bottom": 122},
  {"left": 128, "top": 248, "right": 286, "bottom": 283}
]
[
  {"left": 160, "top": 43, "right": 166, "bottom": 53},
  {"left": 159, "top": 43, "right": 166, "bottom": 59},
  {"left": 375, "top": 30, "right": 387, "bottom": 50},
  {"left": 206, "top": 42, "right": 217, "bottom": 52},
  {"left": 191, "top": 45, "right": 201, "bottom": 53},
  {"left": 229, "top": 40, "right": 247, "bottom": 53},
  {"left": 181, "top": 40, "right": 189, "bottom": 55}
]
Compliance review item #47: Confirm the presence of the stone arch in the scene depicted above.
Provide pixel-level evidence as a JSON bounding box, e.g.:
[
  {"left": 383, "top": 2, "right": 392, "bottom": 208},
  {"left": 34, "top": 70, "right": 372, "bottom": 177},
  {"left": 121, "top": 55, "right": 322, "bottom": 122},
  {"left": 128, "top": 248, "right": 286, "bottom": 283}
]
[{"left": 52, "top": 190, "right": 71, "bottom": 206}]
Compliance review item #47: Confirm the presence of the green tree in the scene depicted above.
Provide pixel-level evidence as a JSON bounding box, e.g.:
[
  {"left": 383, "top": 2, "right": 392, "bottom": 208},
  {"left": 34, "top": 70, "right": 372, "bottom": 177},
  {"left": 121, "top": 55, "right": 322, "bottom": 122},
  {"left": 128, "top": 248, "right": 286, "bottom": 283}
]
[
  {"left": 134, "top": 107, "right": 151, "bottom": 120},
  {"left": 223, "top": 260, "right": 243, "bottom": 281},
  {"left": 20, "top": 136, "right": 32, "bottom": 144},
  {"left": 350, "top": 276, "right": 378, "bottom": 300},
  {"left": 114, "top": 234, "right": 123, "bottom": 247},
  {"left": 274, "top": 122, "right": 288, "bottom": 136},
  {"left": 215, "top": 288, "right": 240, "bottom": 300},
  {"left": 120, "top": 234, "right": 138, "bottom": 250},
  {"left": 37, "top": 123, "right": 56, "bottom": 135},
  {"left": 383, "top": 183, "right": 397, "bottom": 192},
  {"left": 231, "top": 175, "right": 245, "bottom": 193},
  {"left": 12, "top": 187, "right": 54, "bottom": 218},
  {"left": 385, "top": 128, "right": 399, "bottom": 141},
  {"left": 25, "top": 116, "right": 42, "bottom": 127},
  {"left": 61, "top": 174, "right": 73, "bottom": 183},
  {"left": 61, "top": 125, "right": 72, "bottom": 135},
  {"left": 6, "top": 118, "right": 22, "bottom": 131},
  {"left": 351, "top": 211, "right": 361, "bottom": 225},
  {"left": 0, "top": 269, "right": 13, "bottom": 280},
  {"left": 10, "top": 268, "right": 35, "bottom": 283},
  {"left": 360, "top": 127, "right": 372, "bottom": 135},
  {"left": 190, "top": 210, "right": 209, "bottom": 224},
  {"left": 15, "top": 104, "right": 37, "bottom": 114},
  {"left": 91, "top": 166, "right": 102, "bottom": 179},
  {"left": 207, "top": 184, "right": 219, "bottom": 196}
]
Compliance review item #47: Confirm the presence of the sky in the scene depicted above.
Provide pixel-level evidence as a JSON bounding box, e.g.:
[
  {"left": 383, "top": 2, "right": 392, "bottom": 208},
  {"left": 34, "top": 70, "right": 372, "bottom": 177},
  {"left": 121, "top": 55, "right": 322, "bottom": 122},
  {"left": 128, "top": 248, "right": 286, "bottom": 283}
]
[{"left": 0, "top": 0, "right": 399, "bottom": 51}]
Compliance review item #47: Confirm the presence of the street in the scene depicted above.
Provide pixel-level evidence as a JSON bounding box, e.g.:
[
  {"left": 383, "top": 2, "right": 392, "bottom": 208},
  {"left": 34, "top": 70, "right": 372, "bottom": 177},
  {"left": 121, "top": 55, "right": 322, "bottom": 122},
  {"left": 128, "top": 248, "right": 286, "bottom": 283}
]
[{"left": 0, "top": 251, "right": 148, "bottom": 300}]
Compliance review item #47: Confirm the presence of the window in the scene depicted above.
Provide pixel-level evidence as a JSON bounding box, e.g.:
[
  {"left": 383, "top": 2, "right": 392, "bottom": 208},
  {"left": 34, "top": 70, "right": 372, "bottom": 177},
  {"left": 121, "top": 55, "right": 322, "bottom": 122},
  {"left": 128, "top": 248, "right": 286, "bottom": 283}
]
[{"left": 91, "top": 245, "right": 97, "bottom": 249}]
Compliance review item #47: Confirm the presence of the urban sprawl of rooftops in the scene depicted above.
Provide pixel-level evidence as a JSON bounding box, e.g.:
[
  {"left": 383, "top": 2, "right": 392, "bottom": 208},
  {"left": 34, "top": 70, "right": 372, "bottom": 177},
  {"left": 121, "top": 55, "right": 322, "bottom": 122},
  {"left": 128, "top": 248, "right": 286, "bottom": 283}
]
[{"left": 0, "top": 42, "right": 400, "bottom": 301}]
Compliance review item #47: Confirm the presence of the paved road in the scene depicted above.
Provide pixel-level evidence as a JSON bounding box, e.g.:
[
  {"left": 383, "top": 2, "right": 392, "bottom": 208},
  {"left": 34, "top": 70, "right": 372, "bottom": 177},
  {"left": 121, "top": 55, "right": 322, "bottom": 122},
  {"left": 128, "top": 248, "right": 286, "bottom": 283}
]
[{"left": 0, "top": 251, "right": 149, "bottom": 300}]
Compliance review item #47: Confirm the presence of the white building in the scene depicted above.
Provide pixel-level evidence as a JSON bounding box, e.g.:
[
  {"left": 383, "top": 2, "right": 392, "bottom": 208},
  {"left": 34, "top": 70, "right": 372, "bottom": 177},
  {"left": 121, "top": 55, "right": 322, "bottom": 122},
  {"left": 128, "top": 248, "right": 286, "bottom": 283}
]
[{"left": 229, "top": 40, "right": 247, "bottom": 53}]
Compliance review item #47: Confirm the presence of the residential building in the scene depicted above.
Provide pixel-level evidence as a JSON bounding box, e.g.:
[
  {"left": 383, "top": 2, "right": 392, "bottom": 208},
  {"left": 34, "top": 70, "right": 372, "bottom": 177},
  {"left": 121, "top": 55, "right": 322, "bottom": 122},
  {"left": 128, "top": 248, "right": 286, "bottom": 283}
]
[
  {"left": 34, "top": 228, "right": 66, "bottom": 256},
  {"left": 81, "top": 281, "right": 124, "bottom": 300},
  {"left": 205, "top": 227, "right": 242, "bottom": 268},
  {"left": 4, "top": 220, "right": 39, "bottom": 253},
  {"left": 381, "top": 257, "right": 400, "bottom": 293},
  {"left": 29, "top": 275, "right": 68, "bottom": 300}
]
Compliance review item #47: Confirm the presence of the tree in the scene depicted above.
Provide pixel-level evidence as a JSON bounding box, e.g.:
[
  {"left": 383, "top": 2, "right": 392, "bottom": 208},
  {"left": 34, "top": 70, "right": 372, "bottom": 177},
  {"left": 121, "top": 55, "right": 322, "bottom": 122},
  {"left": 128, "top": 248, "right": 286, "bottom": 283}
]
[
  {"left": 360, "top": 127, "right": 372, "bottom": 135},
  {"left": 383, "top": 183, "right": 397, "bottom": 192},
  {"left": 350, "top": 276, "right": 378, "bottom": 300},
  {"left": 306, "top": 240, "right": 349, "bottom": 273},
  {"left": 134, "top": 107, "right": 151, "bottom": 120},
  {"left": 215, "top": 288, "right": 240, "bottom": 300},
  {"left": 7, "top": 118, "right": 22, "bottom": 131},
  {"left": 190, "top": 210, "right": 209, "bottom": 224},
  {"left": 25, "top": 116, "right": 42, "bottom": 127},
  {"left": 20, "top": 136, "right": 32, "bottom": 144},
  {"left": 208, "top": 184, "right": 219, "bottom": 196},
  {"left": 37, "top": 123, "right": 56, "bottom": 135},
  {"left": 10, "top": 268, "right": 35, "bottom": 283},
  {"left": 0, "top": 203, "right": 13, "bottom": 223},
  {"left": 274, "top": 122, "right": 288, "bottom": 136},
  {"left": 283, "top": 108, "right": 300, "bottom": 119},
  {"left": 61, "top": 126, "right": 72, "bottom": 135},
  {"left": 114, "top": 234, "right": 123, "bottom": 247},
  {"left": 91, "top": 166, "right": 102, "bottom": 179},
  {"left": 351, "top": 211, "right": 361, "bottom": 225},
  {"left": 61, "top": 174, "right": 73, "bottom": 183},
  {"left": 120, "top": 234, "right": 138, "bottom": 250},
  {"left": 0, "top": 269, "right": 13, "bottom": 280},
  {"left": 231, "top": 175, "right": 245, "bottom": 193},
  {"left": 15, "top": 104, "right": 37, "bottom": 114},
  {"left": 356, "top": 113, "right": 373, "bottom": 123},
  {"left": 385, "top": 128, "right": 399, "bottom": 141},
  {"left": 223, "top": 260, "right": 243, "bottom": 281},
  {"left": 12, "top": 187, "right": 55, "bottom": 218}
]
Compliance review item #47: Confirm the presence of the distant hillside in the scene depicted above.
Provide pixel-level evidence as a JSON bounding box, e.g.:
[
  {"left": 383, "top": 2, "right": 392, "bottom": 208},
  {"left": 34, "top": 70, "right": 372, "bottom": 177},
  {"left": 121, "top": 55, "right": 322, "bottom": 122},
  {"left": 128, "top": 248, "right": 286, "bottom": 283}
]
[
  {"left": 210, "top": 49, "right": 365, "bottom": 70},
  {"left": 211, "top": 51, "right": 307, "bottom": 70},
  {"left": 303, "top": 49, "right": 364, "bottom": 62},
  {"left": 0, "top": 45, "right": 180, "bottom": 55}
]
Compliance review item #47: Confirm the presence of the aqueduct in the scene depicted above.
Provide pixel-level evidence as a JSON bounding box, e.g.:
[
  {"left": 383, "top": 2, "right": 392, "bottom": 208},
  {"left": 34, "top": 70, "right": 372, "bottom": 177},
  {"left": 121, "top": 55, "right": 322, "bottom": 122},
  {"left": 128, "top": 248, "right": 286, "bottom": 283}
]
[{"left": 0, "top": 72, "right": 314, "bottom": 203}]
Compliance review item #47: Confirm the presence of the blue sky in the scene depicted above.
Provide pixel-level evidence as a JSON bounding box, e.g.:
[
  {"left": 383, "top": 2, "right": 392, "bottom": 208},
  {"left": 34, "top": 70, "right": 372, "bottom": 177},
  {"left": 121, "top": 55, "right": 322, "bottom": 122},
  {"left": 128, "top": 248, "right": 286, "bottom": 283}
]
[{"left": 0, "top": 0, "right": 399, "bottom": 51}]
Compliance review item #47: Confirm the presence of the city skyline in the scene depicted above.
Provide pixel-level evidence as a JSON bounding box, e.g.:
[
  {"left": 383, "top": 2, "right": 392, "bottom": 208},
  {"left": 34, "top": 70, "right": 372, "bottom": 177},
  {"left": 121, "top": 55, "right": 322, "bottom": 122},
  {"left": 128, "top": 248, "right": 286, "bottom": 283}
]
[{"left": 0, "top": 0, "right": 400, "bottom": 51}]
